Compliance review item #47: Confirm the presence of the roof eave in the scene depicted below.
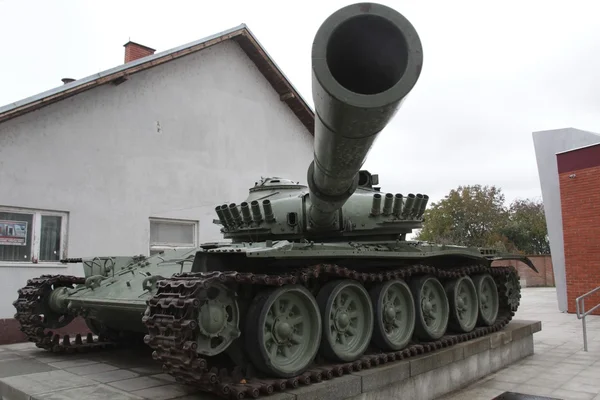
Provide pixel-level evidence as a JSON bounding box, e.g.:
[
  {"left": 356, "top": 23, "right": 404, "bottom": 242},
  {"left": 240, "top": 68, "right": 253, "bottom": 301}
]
[
  {"left": 236, "top": 26, "right": 314, "bottom": 133},
  {"left": 0, "top": 24, "right": 315, "bottom": 135}
]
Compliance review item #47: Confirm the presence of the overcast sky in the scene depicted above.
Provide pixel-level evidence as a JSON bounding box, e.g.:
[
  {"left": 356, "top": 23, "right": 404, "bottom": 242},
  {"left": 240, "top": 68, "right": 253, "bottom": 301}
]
[{"left": 1, "top": 0, "right": 599, "bottom": 209}]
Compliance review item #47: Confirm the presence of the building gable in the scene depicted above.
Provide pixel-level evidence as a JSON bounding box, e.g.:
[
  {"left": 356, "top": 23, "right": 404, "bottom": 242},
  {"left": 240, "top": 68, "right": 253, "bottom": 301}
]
[{"left": 0, "top": 25, "right": 314, "bottom": 135}]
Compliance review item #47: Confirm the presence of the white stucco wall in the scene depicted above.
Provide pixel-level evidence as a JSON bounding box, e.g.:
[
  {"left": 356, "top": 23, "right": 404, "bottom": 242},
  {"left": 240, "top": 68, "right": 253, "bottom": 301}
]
[
  {"left": 0, "top": 40, "right": 314, "bottom": 318},
  {"left": 532, "top": 128, "right": 600, "bottom": 313}
]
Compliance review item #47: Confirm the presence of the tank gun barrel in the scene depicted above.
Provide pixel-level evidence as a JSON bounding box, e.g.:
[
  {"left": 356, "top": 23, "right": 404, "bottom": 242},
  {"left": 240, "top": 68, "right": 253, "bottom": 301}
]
[{"left": 307, "top": 2, "right": 423, "bottom": 228}]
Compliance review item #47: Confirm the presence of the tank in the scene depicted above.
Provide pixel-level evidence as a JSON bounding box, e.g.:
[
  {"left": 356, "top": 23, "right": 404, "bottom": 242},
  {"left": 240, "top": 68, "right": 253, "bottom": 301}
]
[{"left": 13, "top": 3, "right": 537, "bottom": 399}]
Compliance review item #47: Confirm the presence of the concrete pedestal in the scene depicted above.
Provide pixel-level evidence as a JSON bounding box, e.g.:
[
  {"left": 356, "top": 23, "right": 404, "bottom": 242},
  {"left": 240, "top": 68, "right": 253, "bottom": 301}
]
[{"left": 0, "top": 320, "right": 541, "bottom": 400}]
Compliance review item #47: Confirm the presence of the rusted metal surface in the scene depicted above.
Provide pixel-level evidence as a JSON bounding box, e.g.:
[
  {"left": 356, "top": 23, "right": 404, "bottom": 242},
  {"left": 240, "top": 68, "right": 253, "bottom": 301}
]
[{"left": 12, "top": 275, "right": 118, "bottom": 353}]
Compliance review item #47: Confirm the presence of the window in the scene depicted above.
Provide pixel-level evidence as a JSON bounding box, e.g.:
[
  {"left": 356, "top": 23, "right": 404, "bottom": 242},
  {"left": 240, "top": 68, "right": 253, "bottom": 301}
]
[
  {"left": 0, "top": 206, "right": 68, "bottom": 263},
  {"left": 149, "top": 218, "right": 197, "bottom": 255}
]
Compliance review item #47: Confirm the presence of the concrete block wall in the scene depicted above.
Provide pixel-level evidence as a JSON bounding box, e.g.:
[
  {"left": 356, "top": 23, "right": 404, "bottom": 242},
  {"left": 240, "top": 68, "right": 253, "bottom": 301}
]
[{"left": 344, "top": 321, "right": 539, "bottom": 400}]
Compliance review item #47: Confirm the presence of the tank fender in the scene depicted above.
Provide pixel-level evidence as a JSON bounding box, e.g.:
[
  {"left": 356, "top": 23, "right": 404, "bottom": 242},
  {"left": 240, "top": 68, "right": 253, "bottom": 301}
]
[{"left": 490, "top": 255, "right": 538, "bottom": 273}]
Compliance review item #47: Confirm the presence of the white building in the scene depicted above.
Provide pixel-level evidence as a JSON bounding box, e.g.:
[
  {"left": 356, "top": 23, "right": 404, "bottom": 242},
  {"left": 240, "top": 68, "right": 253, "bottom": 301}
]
[{"left": 0, "top": 25, "right": 315, "bottom": 321}]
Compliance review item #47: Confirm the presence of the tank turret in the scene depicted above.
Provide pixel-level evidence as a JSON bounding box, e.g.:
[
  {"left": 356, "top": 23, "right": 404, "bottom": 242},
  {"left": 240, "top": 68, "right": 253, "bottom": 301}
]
[
  {"left": 213, "top": 3, "right": 427, "bottom": 242},
  {"left": 306, "top": 2, "right": 423, "bottom": 229}
]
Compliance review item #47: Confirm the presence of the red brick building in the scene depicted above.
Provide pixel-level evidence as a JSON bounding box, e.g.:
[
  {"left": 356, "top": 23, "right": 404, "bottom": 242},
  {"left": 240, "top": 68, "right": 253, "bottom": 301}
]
[{"left": 558, "top": 143, "right": 600, "bottom": 316}]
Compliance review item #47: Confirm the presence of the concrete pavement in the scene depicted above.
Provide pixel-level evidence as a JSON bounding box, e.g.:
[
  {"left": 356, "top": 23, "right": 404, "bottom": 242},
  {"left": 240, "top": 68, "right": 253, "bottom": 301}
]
[
  {"left": 0, "top": 287, "right": 595, "bottom": 399},
  {"left": 438, "top": 287, "right": 600, "bottom": 400}
]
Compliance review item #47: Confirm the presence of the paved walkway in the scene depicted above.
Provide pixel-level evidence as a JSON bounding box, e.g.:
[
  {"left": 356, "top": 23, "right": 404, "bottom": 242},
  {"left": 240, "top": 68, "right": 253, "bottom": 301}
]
[
  {"left": 439, "top": 287, "right": 600, "bottom": 400},
  {"left": 0, "top": 287, "right": 597, "bottom": 399}
]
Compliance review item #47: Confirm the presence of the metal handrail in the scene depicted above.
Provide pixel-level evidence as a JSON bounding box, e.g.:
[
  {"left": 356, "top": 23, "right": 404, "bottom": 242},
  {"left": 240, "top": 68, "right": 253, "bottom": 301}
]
[{"left": 575, "top": 286, "right": 600, "bottom": 352}]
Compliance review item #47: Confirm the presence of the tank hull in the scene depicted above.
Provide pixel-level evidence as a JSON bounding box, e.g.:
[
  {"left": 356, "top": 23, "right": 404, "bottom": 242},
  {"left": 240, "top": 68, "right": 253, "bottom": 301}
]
[
  {"left": 13, "top": 243, "right": 528, "bottom": 398},
  {"left": 14, "top": 241, "right": 529, "bottom": 335}
]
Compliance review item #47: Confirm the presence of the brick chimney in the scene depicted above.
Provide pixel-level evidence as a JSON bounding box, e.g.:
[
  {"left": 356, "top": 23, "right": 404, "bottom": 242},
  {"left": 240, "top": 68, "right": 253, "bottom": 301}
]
[{"left": 123, "top": 41, "right": 156, "bottom": 63}]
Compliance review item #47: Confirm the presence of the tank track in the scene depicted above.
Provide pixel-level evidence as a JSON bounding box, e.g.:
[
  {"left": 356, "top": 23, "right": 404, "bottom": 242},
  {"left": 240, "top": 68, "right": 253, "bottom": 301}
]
[
  {"left": 143, "top": 263, "right": 520, "bottom": 399},
  {"left": 12, "top": 275, "right": 118, "bottom": 353}
]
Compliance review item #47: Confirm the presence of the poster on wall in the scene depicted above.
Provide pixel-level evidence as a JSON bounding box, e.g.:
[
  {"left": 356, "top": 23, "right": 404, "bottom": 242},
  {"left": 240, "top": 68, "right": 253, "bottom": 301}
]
[{"left": 0, "top": 220, "right": 28, "bottom": 246}]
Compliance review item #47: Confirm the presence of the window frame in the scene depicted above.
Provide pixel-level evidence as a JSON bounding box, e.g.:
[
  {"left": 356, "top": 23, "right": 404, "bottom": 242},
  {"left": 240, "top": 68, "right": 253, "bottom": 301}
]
[
  {"left": 0, "top": 205, "right": 69, "bottom": 266},
  {"left": 149, "top": 217, "right": 198, "bottom": 255}
]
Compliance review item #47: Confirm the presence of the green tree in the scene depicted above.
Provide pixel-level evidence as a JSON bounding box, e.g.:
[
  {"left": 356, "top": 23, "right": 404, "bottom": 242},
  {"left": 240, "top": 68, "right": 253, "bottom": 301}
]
[
  {"left": 415, "top": 185, "right": 509, "bottom": 248},
  {"left": 500, "top": 198, "right": 550, "bottom": 255},
  {"left": 415, "top": 186, "right": 549, "bottom": 254}
]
